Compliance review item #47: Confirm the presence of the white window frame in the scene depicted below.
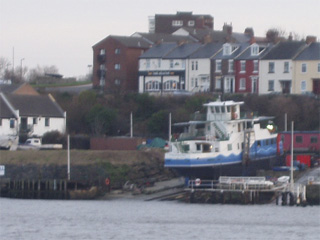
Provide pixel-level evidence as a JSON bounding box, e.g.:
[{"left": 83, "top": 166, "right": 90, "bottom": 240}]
[
  {"left": 215, "top": 77, "right": 222, "bottom": 89},
  {"left": 170, "top": 60, "right": 174, "bottom": 68},
  {"left": 318, "top": 63, "right": 320, "bottom": 72},
  {"left": 269, "top": 62, "right": 275, "bottom": 73},
  {"left": 301, "top": 63, "right": 307, "bottom": 73},
  {"left": 253, "top": 60, "right": 259, "bottom": 72},
  {"left": 215, "top": 60, "right": 222, "bottom": 72},
  {"left": 301, "top": 80, "right": 306, "bottom": 92},
  {"left": 268, "top": 80, "right": 274, "bottom": 91},
  {"left": 223, "top": 44, "right": 231, "bottom": 56},
  {"left": 239, "top": 78, "right": 246, "bottom": 90},
  {"left": 284, "top": 61, "right": 289, "bottom": 73},
  {"left": 115, "top": 64, "right": 121, "bottom": 70},
  {"left": 172, "top": 20, "right": 183, "bottom": 26},
  {"left": 228, "top": 60, "right": 234, "bottom": 73},
  {"left": 145, "top": 80, "right": 160, "bottom": 91},
  {"left": 115, "top": 48, "right": 121, "bottom": 54},
  {"left": 146, "top": 59, "right": 150, "bottom": 69},
  {"left": 188, "top": 20, "right": 195, "bottom": 27},
  {"left": 240, "top": 60, "right": 246, "bottom": 73},
  {"left": 251, "top": 44, "right": 259, "bottom": 56},
  {"left": 163, "top": 80, "right": 178, "bottom": 91}
]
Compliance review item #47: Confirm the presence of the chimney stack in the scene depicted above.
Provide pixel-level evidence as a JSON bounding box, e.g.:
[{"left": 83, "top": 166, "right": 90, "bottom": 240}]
[{"left": 306, "top": 36, "right": 317, "bottom": 44}]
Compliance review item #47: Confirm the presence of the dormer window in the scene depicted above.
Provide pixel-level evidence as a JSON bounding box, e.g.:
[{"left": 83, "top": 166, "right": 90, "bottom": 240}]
[
  {"left": 172, "top": 20, "right": 183, "bottom": 27},
  {"left": 223, "top": 44, "right": 232, "bottom": 56},
  {"left": 251, "top": 44, "right": 259, "bottom": 56},
  {"left": 188, "top": 20, "right": 195, "bottom": 27}
]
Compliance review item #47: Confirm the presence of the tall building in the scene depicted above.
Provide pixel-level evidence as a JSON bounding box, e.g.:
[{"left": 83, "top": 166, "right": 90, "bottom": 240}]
[{"left": 149, "top": 12, "right": 214, "bottom": 34}]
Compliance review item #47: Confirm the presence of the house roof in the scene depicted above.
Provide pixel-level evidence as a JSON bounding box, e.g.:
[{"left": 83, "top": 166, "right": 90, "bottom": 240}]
[
  {"left": 0, "top": 83, "right": 24, "bottom": 94},
  {"left": 163, "top": 43, "right": 202, "bottom": 59},
  {"left": 212, "top": 43, "right": 250, "bottom": 60},
  {"left": 294, "top": 42, "right": 320, "bottom": 60},
  {"left": 235, "top": 44, "right": 273, "bottom": 60},
  {"left": 262, "top": 41, "right": 306, "bottom": 60},
  {"left": 93, "top": 35, "right": 151, "bottom": 49},
  {"left": 5, "top": 94, "right": 65, "bottom": 118},
  {"left": 139, "top": 42, "right": 178, "bottom": 58},
  {"left": 189, "top": 42, "right": 223, "bottom": 59},
  {"left": 0, "top": 94, "right": 17, "bottom": 118},
  {"left": 133, "top": 32, "right": 197, "bottom": 44}
]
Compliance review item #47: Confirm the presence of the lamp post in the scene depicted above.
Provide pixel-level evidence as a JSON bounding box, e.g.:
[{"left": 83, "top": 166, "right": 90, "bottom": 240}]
[{"left": 20, "top": 58, "right": 25, "bottom": 80}]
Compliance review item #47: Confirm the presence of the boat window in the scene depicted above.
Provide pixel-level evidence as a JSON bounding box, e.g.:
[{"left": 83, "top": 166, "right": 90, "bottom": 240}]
[
  {"left": 227, "top": 106, "right": 231, "bottom": 112},
  {"left": 182, "top": 144, "right": 190, "bottom": 152},
  {"left": 196, "top": 144, "right": 201, "bottom": 151},
  {"left": 211, "top": 107, "right": 215, "bottom": 113},
  {"left": 228, "top": 144, "right": 232, "bottom": 151},
  {"left": 221, "top": 106, "right": 225, "bottom": 113},
  {"left": 238, "top": 123, "right": 241, "bottom": 132},
  {"left": 215, "top": 106, "right": 220, "bottom": 113},
  {"left": 266, "top": 139, "right": 269, "bottom": 145},
  {"left": 203, "top": 144, "right": 212, "bottom": 153},
  {"left": 295, "top": 136, "right": 303, "bottom": 143},
  {"left": 257, "top": 141, "right": 261, "bottom": 147}
]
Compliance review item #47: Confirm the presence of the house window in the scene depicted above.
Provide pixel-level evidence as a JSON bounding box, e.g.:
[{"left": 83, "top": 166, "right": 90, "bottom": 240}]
[
  {"left": 296, "top": 136, "right": 303, "bottom": 143},
  {"left": 172, "top": 20, "right": 183, "bottom": 26},
  {"left": 146, "top": 59, "right": 150, "bottom": 69},
  {"left": 311, "top": 136, "right": 318, "bottom": 143},
  {"left": 253, "top": 60, "right": 258, "bottom": 72},
  {"left": 45, "top": 118, "right": 50, "bottom": 127},
  {"left": 240, "top": 61, "right": 246, "bottom": 72},
  {"left": 251, "top": 45, "right": 259, "bottom": 55},
  {"left": 115, "top": 64, "right": 121, "bottom": 70},
  {"left": 228, "top": 60, "right": 234, "bottom": 72},
  {"left": 191, "top": 61, "right": 194, "bottom": 70},
  {"left": 215, "top": 77, "right": 222, "bottom": 89},
  {"left": 33, "top": 118, "right": 38, "bottom": 124},
  {"left": 268, "top": 80, "right": 274, "bottom": 91},
  {"left": 170, "top": 60, "right": 174, "bottom": 68},
  {"left": 158, "top": 59, "right": 161, "bottom": 68},
  {"left": 188, "top": 20, "right": 195, "bottom": 27},
  {"left": 301, "top": 63, "right": 307, "bottom": 73},
  {"left": 100, "top": 49, "right": 105, "bottom": 55},
  {"left": 115, "top": 48, "right": 121, "bottom": 54},
  {"left": 10, "top": 119, "right": 15, "bottom": 128},
  {"left": 223, "top": 44, "right": 231, "bottom": 56},
  {"left": 163, "top": 80, "right": 178, "bottom": 90},
  {"left": 284, "top": 62, "right": 289, "bottom": 73},
  {"left": 195, "top": 61, "right": 198, "bottom": 70},
  {"left": 115, "top": 79, "right": 121, "bottom": 85},
  {"left": 145, "top": 80, "right": 159, "bottom": 91},
  {"left": 215, "top": 60, "right": 221, "bottom": 72},
  {"left": 239, "top": 78, "right": 246, "bottom": 90},
  {"left": 301, "top": 81, "right": 306, "bottom": 92},
  {"left": 268, "top": 62, "right": 275, "bottom": 73}
]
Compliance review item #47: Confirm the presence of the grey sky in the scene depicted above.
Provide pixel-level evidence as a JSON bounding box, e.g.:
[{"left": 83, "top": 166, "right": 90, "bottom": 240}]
[{"left": 1, "top": 0, "right": 319, "bottom": 78}]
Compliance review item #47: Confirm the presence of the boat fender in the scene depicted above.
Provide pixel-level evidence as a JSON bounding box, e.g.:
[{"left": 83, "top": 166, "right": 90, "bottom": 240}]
[
  {"left": 105, "top": 178, "right": 110, "bottom": 185},
  {"left": 195, "top": 178, "right": 201, "bottom": 186}
]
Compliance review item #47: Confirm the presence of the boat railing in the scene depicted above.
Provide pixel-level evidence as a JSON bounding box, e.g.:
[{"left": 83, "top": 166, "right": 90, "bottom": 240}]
[{"left": 188, "top": 177, "right": 275, "bottom": 191}]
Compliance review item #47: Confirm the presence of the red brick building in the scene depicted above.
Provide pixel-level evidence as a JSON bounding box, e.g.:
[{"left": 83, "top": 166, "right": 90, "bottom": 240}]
[
  {"left": 92, "top": 36, "right": 151, "bottom": 93},
  {"left": 150, "top": 12, "right": 214, "bottom": 34}
]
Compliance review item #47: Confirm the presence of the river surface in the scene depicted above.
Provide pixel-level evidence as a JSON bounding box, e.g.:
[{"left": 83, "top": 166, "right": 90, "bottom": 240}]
[{"left": 0, "top": 198, "right": 319, "bottom": 240}]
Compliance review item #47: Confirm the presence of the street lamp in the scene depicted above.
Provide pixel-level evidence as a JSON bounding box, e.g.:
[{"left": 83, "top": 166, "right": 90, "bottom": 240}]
[{"left": 20, "top": 58, "right": 25, "bottom": 80}]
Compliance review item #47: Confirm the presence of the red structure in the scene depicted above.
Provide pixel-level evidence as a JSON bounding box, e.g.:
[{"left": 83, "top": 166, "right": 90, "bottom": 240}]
[{"left": 278, "top": 131, "right": 320, "bottom": 153}]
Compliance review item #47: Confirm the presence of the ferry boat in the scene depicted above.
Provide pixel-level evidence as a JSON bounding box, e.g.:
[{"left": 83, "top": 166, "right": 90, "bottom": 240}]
[{"left": 164, "top": 100, "right": 283, "bottom": 179}]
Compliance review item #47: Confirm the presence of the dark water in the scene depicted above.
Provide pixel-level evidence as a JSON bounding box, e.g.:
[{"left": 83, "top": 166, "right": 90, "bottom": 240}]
[{"left": 1, "top": 198, "right": 319, "bottom": 240}]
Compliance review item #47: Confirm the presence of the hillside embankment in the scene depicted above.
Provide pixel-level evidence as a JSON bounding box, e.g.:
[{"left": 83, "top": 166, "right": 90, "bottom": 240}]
[{"left": 0, "top": 149, "right": 176, "bottom": 189}]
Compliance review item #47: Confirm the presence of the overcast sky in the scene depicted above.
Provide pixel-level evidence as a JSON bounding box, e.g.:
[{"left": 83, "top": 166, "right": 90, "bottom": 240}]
[{"left": 1, "top": 0, "right": 319, "bottom": 78}]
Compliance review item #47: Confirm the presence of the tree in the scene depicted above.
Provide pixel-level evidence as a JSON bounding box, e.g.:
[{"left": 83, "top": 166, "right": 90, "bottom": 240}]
[{"left": 86, "top": 104, "right": 117, "bottom": 136}]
